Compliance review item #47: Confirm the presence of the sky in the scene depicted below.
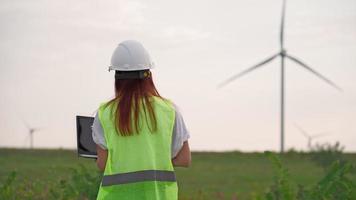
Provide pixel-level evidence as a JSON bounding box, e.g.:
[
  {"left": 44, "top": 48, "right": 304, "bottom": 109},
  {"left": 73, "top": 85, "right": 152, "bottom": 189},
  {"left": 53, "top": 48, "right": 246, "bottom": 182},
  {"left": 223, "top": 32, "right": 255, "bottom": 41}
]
[{"left": 0, "top": 0, "right": 355, "bottom": 152}]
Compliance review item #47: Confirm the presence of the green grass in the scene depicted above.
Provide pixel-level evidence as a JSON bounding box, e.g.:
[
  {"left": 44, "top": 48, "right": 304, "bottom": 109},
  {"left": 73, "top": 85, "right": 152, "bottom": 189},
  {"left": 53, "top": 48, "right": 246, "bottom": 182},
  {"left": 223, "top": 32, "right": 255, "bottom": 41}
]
[{"left": 0, "top": 149, "right": 355, "bottom": 200}]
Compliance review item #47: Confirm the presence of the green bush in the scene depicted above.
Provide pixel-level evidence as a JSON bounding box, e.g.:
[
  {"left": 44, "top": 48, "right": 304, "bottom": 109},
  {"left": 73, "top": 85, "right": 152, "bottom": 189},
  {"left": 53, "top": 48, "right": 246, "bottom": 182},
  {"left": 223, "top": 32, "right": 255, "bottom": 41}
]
[
  {"left": 298, "top": 160, "right": 355, "bottom": 199},
  {"left": 259, "top": 151, "right": 297, "bottom": 200},
  {"left": 0, "top": 171, "right": 17, "bottom": 200},
  {"left": 0, "top": 165, "right": 101, "bottom": 200},
  {"left": 310, "top": 141, "right": 347, "bottom": 170},
  {"left": 1, "top": 152, "right": 355, "bottom": 200},
  {"left": 49, "top": 164, "right": 102, "bottom": 200},
  {"left": 255, "top": 151, "right": 356, "bottom": 200},
  {"left": 0, "top": 171, "right": 43, "bottom": 200}
]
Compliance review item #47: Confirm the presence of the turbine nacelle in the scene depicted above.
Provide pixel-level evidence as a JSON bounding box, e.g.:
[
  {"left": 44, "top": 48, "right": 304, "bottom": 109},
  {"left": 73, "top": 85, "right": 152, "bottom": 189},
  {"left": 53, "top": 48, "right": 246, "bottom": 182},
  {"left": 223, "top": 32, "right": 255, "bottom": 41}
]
[{"left": 280, "top": 49, "right": 287, "bottom": 57}]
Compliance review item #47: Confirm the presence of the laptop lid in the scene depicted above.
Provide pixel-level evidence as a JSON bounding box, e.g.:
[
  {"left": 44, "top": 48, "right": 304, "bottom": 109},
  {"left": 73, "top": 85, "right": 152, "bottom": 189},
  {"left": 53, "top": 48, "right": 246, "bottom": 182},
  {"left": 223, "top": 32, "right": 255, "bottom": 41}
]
[{"left": 76, "top": 115, "right": 97, "bottom": 159}]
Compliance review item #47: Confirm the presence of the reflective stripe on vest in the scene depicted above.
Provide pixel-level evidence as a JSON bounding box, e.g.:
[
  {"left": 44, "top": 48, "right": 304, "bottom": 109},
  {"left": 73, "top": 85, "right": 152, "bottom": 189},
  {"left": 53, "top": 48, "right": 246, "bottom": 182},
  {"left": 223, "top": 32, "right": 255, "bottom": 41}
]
[{"left": 102, "top": 170, "right": 176, "bottom": 186}]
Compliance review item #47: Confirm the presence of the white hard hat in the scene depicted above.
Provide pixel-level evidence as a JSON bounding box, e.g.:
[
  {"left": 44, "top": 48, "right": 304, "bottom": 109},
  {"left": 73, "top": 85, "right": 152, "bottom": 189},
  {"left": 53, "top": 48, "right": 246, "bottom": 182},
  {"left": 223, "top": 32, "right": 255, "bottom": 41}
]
[{"left": 108, "top": 40, "right": 155, "bottom": 71}]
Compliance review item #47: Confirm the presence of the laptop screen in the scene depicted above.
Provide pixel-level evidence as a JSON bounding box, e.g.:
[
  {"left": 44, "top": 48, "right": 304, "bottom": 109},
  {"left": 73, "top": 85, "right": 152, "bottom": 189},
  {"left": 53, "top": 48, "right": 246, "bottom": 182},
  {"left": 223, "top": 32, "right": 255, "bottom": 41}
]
[{"left": 76, "top": 116, "right": 97, "bottom": 159}]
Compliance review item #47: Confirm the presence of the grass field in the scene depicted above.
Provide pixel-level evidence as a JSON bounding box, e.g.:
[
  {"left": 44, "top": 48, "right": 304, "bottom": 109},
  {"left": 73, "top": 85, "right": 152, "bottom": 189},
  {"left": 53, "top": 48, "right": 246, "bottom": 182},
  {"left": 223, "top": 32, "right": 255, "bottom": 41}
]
[{"left": 0, "top": 148, "right": 355, "bottom": 199}]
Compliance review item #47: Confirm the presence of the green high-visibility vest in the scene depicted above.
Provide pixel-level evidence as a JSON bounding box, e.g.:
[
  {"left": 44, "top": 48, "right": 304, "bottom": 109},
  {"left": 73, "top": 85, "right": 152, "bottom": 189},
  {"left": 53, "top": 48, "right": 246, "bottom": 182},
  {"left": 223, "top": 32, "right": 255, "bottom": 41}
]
[{"left": 96, "top": 96, "right": 178, "bottom": 200}]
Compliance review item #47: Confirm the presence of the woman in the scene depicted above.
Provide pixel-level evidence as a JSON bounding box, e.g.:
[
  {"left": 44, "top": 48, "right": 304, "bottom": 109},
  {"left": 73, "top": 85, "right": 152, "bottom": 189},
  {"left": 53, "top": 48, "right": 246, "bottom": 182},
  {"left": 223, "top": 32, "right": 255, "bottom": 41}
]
[{"left": 91, "top": 40, "right": 191, "bottom": 200}]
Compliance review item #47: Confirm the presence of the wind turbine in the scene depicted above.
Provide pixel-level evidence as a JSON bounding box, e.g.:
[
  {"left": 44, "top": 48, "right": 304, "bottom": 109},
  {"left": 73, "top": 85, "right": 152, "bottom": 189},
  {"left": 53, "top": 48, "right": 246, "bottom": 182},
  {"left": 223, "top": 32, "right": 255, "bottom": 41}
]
[
  {"left": 294, "top": 123, "right": 331, "bottom": 150},
  {"left": 218, "top": 0, "right": 342, "bottom": 153},
  {"left": 22, "top": 119, "right": 41, "bottom": 149}
]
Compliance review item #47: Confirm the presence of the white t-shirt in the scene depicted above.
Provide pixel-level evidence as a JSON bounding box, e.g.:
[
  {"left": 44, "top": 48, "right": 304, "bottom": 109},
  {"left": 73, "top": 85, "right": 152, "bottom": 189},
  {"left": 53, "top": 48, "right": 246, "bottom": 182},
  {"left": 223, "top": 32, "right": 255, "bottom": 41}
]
[{"left": 91, "top": 104, "right": 190, "bottom": 158}]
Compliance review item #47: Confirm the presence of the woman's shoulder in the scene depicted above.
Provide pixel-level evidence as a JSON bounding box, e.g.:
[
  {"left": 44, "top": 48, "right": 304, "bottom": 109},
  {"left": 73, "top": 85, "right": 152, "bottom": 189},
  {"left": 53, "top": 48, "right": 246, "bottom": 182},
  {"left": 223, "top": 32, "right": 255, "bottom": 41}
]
[
  {"left": 152, "top": 96, "right": 176, "bottom": 112},
  {"left": 96, "top": 99, "right": 117, "bottom": 117},
  {"left": 99, "top": 99, "right": 117, "bottom": 109}
]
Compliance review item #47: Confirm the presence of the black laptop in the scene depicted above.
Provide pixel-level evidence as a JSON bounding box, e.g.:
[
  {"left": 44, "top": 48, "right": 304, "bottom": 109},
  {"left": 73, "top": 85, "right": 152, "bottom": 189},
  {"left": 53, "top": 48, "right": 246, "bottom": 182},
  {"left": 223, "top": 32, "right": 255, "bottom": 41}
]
[{"left": 76, "top": 115, "right": 97, "bottom": 159}]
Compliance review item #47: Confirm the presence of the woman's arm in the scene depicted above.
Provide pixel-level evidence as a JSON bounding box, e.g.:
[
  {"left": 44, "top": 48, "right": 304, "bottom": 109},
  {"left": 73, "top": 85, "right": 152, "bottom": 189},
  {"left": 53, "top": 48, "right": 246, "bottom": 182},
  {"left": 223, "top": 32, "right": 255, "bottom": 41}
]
[
  {"left": 172, "top": 141, "right": 191, "bottom": 167},
  {"left": 96, "top": 144, "right": 108, "bottom": 172}
]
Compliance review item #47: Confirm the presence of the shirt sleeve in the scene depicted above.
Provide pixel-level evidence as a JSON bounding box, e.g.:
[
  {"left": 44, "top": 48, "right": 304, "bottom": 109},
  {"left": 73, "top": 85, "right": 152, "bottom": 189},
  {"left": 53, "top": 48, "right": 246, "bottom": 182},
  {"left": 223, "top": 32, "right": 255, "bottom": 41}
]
[
  {"left": 91, "top": 112, "right": 108, "bottom": 149},
  {"left": 171, "top": 103, "right": 190, "bottom": 158}
]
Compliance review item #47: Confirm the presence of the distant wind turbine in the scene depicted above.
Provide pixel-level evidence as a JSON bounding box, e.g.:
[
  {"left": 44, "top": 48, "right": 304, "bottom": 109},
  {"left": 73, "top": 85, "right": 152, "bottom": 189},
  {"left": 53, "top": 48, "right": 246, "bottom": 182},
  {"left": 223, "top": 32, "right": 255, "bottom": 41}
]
[
  {"left": 293, "top": 123, "right": 331, "bottom": 150},
  {"left": 218, "top": 0, "right": 342, "bottom": 153},
  {"left": 22, "top": 119, "right": 42, "bottom": 149}
]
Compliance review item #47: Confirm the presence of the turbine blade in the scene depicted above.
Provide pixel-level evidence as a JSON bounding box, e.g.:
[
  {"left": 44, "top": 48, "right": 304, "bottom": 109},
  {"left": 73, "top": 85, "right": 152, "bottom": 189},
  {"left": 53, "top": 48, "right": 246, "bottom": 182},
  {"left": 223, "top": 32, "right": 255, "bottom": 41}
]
[
  {"left": 218, "top": 53, "right": 279, "bottom": 88},
  {"left": 293, "top": 122, "right": 310, "bottom": 138},
  {"left": 286, "top": 54, "right": 343, "bottom": 92},
  {"left": 33, "top": 128, "right": 42, "bottom": 132},
  {"left": 21, "top": 118, "right": 30, "bottom": 130},
  {"left": 280, "top": 0, "right": 287, "bottom": 49}
]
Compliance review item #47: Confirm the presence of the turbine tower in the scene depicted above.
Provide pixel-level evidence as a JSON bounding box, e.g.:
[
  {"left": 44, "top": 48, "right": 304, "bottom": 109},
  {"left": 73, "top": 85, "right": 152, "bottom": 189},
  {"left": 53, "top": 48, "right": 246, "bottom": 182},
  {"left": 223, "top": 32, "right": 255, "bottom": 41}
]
[
  {"left": 218, "top": 0, "right": 342, "bottom": 153},
  {"left": 22, "top": 119, "right": 41, "bottom": 149},
  {"left": 294, "top": 123, "right": 331, "bottom": 150}
]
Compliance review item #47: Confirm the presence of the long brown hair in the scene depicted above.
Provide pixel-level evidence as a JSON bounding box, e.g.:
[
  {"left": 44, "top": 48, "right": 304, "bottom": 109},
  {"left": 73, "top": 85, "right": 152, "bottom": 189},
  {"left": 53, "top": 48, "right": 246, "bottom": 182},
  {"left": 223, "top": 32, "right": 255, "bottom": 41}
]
[{"left": 104, "top": 71, "right": 162, "bottom": 136}]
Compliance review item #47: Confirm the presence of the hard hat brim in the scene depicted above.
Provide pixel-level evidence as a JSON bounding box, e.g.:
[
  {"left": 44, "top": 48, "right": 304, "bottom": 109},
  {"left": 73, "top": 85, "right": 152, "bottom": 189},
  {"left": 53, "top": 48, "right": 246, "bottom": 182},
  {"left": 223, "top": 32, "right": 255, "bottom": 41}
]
[{"left": 108, "top": 63, "right": 154, "bottom": 72}]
